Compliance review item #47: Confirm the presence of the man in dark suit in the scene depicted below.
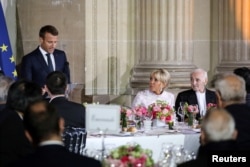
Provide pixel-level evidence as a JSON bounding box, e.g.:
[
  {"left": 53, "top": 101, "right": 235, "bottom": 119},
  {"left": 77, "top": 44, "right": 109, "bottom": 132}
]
[
  {"left": 45, "top": 71, "right": 85, "bottom": 128},
  {"left": 9, "top": 100, "right": 101, "bottom": 167},
  {"left": 0, "top": 80, "right": 43, "bottom": 167},
  {"left": 214, "top": 73, "right": 250, "bottom": 150},
  {"left": 178, "top": 108, "right": 238, "bottom": 167},
  {"left": 20, "top": 25, "right": 70, "bottom": 88},
  {"left": 175, "top": 68, "right": 217, "bottom": 120}
]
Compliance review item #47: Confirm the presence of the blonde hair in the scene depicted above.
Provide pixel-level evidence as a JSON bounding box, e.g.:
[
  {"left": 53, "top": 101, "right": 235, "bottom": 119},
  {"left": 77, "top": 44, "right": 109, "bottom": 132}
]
[{"left": 150, "top": 69, "right": 171, "bottom": 89}]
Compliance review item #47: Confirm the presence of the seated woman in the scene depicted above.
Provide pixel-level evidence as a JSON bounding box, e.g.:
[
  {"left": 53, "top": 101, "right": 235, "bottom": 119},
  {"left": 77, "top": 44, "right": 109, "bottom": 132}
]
[{"left": 132, "top": 68, "right": 174, "bottom": 108}]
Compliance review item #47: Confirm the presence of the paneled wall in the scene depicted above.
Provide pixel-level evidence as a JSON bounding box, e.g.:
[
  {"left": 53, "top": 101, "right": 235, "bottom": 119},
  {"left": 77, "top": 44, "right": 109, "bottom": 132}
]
[{"left": 2, "top": 0, "right": 248, "bottom": 105}]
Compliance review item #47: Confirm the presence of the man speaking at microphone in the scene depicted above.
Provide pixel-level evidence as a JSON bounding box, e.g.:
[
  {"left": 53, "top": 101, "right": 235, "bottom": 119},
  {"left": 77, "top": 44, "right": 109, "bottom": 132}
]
[{"left": 20, "top": 25, "right": 70, "bottom": 94}]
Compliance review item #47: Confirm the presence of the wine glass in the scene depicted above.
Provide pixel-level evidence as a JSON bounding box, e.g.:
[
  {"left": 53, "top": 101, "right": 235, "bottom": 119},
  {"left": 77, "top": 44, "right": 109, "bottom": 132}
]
[
  {"left": 144, "top": 111, "right": 153, "bottom": 120},
  {"left": 180, "top": 102, "right": 186, "bottom": 111},
  {"left": 133, "top": 114, "right": 141, "bottom": 129}
]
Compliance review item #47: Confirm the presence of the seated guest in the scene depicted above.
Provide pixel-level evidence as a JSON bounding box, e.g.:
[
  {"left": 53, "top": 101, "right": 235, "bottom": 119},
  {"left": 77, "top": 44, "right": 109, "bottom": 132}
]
[
  {"left": 178, "top": 108, "right": 238, "bottom": 167},
  {"left": 233, "top": 67, "right": 250, "bottom": 106},
  {"left": 45, "top": 71, "right": 85, "bottom": 128},
  {"left": 8, "top": 100, "right": 101, "bottom": 167},
  {"left": 0, "top": 76, "right": 14, "bottom": 110},
  {"left": 175, "top": 68, "right": 217, "bottom": 120},
  {"left": 0, "top": 80, "right": 43, "bottom": 167},
  {"left": 132, "top": 68, "right": 174, "bottom": 108},
  {"left": 214, "top": 73, "right": 250, "bottom": 150}
]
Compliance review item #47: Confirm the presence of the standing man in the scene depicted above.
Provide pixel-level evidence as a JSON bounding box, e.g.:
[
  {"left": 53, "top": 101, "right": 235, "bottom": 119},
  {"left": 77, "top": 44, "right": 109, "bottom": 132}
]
[
  {"left": 175, "top": 68, "right": 217, "bottom": 120},
  {"left": 20, "top": 25, "right": 70, "bottom": 88}
]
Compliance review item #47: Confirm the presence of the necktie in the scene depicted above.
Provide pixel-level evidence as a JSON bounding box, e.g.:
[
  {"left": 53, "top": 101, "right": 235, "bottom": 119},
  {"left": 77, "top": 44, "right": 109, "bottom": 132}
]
[{"left": 46, "top": 53, "right": 53, "bottom": 72}]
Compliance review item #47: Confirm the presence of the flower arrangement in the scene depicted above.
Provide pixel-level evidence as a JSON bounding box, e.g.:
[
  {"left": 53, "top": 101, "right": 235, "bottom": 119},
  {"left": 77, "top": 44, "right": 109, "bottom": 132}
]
[
  {"left": 105, "top": 143, "right": 154, "bottom": 167},
  {"left": 148, "top": 100, "right": 175, "bottom": 123},
  {"left": 182, "top": 102, "right": 199, "bottom": 116},
  {"left": 207, "top": 103, "right": 217, "bottom": 111},
  {"left": 132, "top": 105, "right": 148, "bottom": 117},
  {"left": 121, "top": 106, "right": 133, "bottom": 118},
  {"left": 120, "top": 107, "right": 133, "bottom": 129},
  {"left": 182, "top": 102, "right": 199, "bottom": 126}
]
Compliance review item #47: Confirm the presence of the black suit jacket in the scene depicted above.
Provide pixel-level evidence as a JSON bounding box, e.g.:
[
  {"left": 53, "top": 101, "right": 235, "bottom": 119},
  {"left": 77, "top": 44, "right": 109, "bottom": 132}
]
[
  {"left": 8, "top": 145, "right": 101, "bottom": 167},
  {"left": 225, "top": 104, "right": 250, "bottom": 150},
  {"left": 175, "top": 89, "right": 217, "bottom": 120},
  {"left": 50, "top": 96, "right": 85, "bottom": 128},
  {"left": 178, "top": 140, "right": 238, "bottom": 167},
  {"left": 20, "top": 47, "right": 70, "bottom": 87},
  {"left": 0, "top": 108, "right": 33, "bottom": 167}
]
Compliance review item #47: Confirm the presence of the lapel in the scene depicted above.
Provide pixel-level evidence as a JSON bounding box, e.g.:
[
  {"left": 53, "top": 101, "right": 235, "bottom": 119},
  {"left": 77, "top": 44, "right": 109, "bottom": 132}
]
[
  {"left": 53, "top": 51, "right": 60, "bottom": 71},
  {"left": 188, "top": 90, "right": 198, "bottom": 105},
  {"left": 205, "top": 89, "right": 214, "bottom": 103},
  {"left": 35, "top": 48, "right": 51, "bottom": 73}
]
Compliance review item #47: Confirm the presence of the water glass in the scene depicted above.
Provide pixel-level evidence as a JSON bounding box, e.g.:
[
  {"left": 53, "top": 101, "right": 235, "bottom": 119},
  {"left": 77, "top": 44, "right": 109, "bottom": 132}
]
[{"left": 143, "top": 120, "right": 152, "bottom": 131}]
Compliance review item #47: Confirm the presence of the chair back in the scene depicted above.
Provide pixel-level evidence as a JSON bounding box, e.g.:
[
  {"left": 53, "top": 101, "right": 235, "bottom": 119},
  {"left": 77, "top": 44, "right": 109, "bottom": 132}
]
[{"left": 62, "top": 126, "right": 87, "bottom": 155}]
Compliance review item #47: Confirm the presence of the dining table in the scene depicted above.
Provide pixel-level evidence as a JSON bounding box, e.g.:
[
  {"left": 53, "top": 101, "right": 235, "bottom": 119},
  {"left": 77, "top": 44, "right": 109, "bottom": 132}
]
[{"left": 85, "top": 126, "right": 201, "bottom": 163}]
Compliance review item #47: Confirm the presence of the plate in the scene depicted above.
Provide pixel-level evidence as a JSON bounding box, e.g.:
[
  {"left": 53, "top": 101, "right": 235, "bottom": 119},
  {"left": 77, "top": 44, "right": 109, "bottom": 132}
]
[
  {"left": 167, "top": 130, "right": 175, "bottom": 133},
  {"left": 192, "top": 128, "right": 201, "bottom": 133},
  {"left": 119, "top": 132, "right": 132, "bottom": 136}
]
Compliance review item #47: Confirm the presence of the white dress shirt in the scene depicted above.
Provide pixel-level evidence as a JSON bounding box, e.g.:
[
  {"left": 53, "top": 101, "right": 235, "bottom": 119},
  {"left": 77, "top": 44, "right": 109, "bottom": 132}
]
[
  {"left": 195, "top": 91, "right": 206, "bottom": 116},
  {"left": 39, "top": 46, "right": 56, "bottom": 71}
]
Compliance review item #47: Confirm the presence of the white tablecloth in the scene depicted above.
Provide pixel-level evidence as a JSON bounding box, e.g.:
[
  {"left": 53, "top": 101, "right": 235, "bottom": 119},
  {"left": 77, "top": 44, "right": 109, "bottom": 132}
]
[{"left": 86, "top": 128, "right": 200, "bottom": 162}]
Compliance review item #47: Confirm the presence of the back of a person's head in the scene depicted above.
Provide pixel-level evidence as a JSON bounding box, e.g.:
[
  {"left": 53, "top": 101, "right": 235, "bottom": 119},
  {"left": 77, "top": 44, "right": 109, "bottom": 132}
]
[
  {"left": 46, "top": 71, "right": 67, "bottom": 95},
  {"left": 6, "top": 79, "right": 43, "bottom": 113},
  {"left": 233, "top": 67, "right": 250, "bottom": 93},
  {"left": 202, "top": 108, "right": 236, "bottom": 143},
  {"left": 0, "top": 76, "right": 14, "bottom": 103},
  {"left": 24, "top": 100, "right": 61, "bottom": 146},
  {"left": 214, "top": 73, "right": 246, "bottom": 103}
]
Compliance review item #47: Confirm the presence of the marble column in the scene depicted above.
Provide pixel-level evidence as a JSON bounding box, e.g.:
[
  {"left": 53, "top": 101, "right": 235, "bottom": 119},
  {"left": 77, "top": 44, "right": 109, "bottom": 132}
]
[
  {"left": 85, "top": 0, "right": 133, "bottom": 95},
  {"left": 130, "top": 0, "right": 196, "bottom": 94},
  {"left": 216, "top": 0, "right": 250, "bottom": 73}
]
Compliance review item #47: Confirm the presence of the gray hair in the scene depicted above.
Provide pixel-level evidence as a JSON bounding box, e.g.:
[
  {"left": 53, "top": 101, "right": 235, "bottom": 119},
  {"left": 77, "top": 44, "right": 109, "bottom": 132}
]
[
  {"left": 190, "top": 68, "right": 208, "bottom": 80},
  {"left": 150, "top": 69, "right": 171, "bottom": 88},
  {"left": 214, "top": 73, "right": 246, "bottom": 102},
  {"left": 0, "top": 76, "right": 14, "bottom": 102},
  {"left": 202, "top": 108, "right": 235, "bottom": 141}
]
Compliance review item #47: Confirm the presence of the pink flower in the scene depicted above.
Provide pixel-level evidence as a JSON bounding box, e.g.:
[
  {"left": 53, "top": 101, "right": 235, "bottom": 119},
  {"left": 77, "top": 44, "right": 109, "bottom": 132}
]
[
  {"left": 121, "top": 156, "right": 129, "bottom": 163},
  {"left": 187, "top": 105, "right": 194, "bottom": 112},
  {"left": 165, "top": 115, "right": 172, "bottom": 123},
  {"left": 126, "top": 109, "right": 133, "bottom": 117},
  {"left": 162, "top": 108, "right": 169, "bottom": 115},
  {"left": 160, "top": 116, "right": 166, "bottom": 121},
  {"left": 152, "top": 106, "right": 161, "bottom": 112}
]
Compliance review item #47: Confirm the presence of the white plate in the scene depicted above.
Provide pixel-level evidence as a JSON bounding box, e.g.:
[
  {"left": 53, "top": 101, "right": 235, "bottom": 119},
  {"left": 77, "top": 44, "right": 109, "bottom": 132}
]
[
  {"left": 192, "top": 128, "right": 201, "bottom": 133},
  {"left": 120, "top": 131, "right": 132, "bottom": 135}
]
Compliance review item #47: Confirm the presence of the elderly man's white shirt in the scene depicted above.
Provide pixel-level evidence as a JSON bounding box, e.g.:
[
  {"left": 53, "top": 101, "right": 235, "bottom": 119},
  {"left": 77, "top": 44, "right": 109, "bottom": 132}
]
[{"left": 132, "top": 89, "right": 175, "bottom": 108}]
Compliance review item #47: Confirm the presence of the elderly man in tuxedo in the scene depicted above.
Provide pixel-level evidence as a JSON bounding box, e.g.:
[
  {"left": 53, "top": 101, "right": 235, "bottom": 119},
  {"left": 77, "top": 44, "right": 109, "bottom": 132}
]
[
  {"left": 175, "top": 68, "right": 217, "bottom": 121},
  {"left": 20, "top": 25, "right": 70, "bottom": 88},
  {"left": 8, "top": 100, "right": 101, "bottom": 167},
  {"left": 214, "top": 73, "right": 250, "bottom": 150}
]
